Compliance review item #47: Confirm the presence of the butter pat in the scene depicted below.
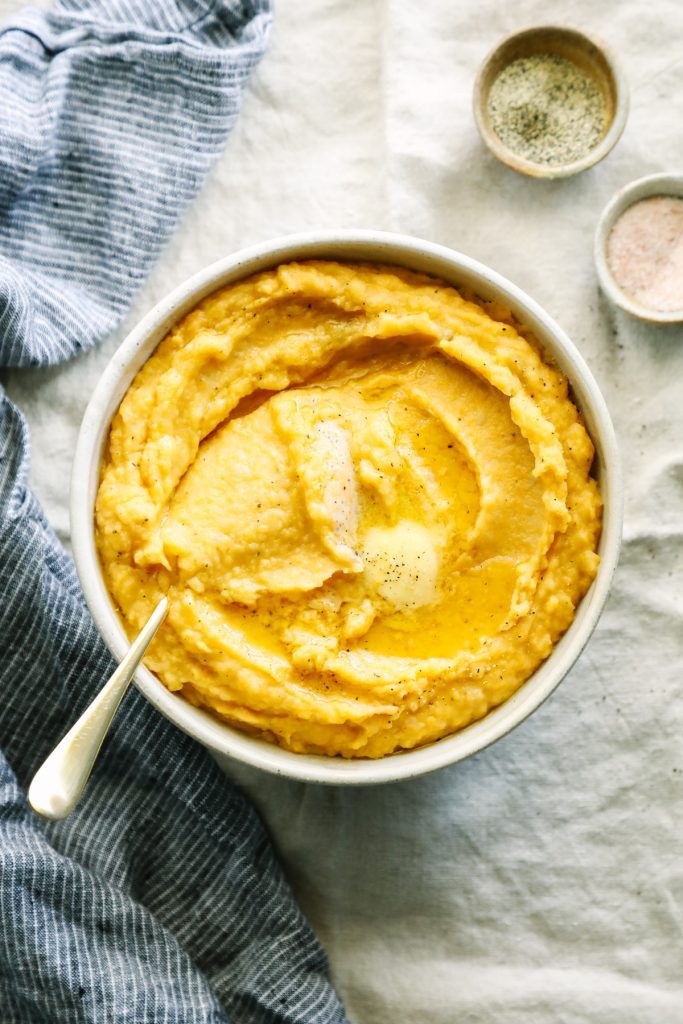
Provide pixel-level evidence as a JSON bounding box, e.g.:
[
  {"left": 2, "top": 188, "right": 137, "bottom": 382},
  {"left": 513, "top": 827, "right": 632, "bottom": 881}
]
[{"left": 361, "top": 521, "right": 439, "bottom": 611}]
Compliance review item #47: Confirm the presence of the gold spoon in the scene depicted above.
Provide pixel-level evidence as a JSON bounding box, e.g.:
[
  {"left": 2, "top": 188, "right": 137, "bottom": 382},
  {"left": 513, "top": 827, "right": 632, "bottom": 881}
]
[{"left": 28, "top": 597, "right": 168, "bottom": 820}]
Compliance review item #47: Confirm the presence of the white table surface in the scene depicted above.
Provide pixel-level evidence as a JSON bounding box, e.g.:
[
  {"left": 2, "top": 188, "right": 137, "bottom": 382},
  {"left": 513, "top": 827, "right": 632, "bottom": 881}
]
[{"left": 3, "top": 1, "right": 683, "bottom": 1020}]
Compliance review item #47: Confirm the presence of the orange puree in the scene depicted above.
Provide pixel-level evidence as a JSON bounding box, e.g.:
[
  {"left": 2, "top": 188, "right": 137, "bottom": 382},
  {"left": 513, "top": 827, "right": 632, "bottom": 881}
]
[{"left": 95, "top": 262, "right": 601, "bottom": 757}]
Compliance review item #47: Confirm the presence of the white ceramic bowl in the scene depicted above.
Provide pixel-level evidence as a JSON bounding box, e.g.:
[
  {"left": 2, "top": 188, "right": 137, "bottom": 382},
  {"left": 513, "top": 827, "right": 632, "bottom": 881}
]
[
  {"left": 594, "top": 172, "right": 683, "bottom": 323},
  {"left": 71, "top": 231, "right": 622, "bottom": 785}
]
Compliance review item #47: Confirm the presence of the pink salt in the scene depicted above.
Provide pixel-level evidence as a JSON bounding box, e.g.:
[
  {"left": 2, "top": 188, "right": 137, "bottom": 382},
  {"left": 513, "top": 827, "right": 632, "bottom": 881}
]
[{"left": 606, "top": 195, "right": 683, "bottom": 313}]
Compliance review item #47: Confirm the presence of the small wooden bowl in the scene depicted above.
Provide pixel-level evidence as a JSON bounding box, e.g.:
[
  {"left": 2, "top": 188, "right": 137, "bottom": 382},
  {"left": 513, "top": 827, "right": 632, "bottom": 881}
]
[{"left": 473, "top": 26, "right": 629, "bottom": 179}]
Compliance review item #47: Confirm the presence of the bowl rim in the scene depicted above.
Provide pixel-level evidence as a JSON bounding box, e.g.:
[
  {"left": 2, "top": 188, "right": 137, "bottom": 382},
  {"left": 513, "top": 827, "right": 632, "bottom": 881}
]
[
  {"left": 594, "top": 171, "right": 683, "bottom": 323},
  {"left": 472, "top": 24, "right": 629, "bottom": 179},
  {"left": 71, "top": 229, "right": 623, "bottom": 785}
]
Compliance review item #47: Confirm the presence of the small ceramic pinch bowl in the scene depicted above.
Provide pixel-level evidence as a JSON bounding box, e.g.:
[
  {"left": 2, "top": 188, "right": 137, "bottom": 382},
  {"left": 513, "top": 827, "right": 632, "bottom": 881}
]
[
  {"left": 473, "top": 25, "right": 629, "bottom": 179},
  {"left": 594, "top": 172, "right": 683, "bottom": 324},
  {"left": 71, "top": 231, "right": 623, "bottom": 785}
]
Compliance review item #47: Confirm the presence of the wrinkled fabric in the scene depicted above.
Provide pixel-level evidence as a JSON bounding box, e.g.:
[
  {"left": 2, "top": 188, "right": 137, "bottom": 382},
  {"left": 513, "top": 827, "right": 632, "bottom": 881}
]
[{"left": 0, "top": 2, "right": 349, "bottom": 1022}]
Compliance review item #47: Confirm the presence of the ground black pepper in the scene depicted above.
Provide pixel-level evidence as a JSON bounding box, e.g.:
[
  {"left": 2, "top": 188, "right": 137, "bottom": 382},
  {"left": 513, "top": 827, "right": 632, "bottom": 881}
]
[{"left": 487, "top": 53, "right": 607, "bottom": 166}]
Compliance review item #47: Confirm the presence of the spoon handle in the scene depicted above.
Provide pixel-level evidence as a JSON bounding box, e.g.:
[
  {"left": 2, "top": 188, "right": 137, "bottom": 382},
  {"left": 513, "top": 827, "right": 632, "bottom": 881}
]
[{"left": 28, "top": 597, "right": 168, "bottom": 820}]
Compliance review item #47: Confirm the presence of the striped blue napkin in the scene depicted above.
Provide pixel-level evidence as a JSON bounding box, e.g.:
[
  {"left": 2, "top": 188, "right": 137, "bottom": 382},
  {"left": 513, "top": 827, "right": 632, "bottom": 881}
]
[{"left": 0, "top": 2, "right": 349, "bottom": 1021}]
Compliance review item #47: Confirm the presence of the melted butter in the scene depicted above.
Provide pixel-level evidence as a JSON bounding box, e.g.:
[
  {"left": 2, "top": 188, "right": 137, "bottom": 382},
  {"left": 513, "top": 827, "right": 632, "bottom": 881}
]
[
  {"left": 360, "top": 520, "right": 439, "bottom": 612},
  {"left": 356, "top": 556, "right": 517, "bottom": 659}
]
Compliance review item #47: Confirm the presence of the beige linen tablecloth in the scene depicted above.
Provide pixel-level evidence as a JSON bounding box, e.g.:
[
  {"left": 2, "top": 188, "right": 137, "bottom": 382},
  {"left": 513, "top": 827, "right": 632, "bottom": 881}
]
[{"left": 4, "top": 0, "right": 683, "bottom": 1020}]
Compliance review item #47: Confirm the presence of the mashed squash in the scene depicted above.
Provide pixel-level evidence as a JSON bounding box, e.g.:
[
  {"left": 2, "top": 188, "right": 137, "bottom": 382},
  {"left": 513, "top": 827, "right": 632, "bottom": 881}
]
[{"left": 95, "top": 261, "right": 601, "bottom": 757}]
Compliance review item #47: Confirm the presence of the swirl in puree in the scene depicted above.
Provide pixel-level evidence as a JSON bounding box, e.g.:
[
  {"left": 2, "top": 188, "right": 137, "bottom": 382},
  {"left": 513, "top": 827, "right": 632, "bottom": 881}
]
[{"left": 96, "top": 261, "right": 602, "bottom": 757}]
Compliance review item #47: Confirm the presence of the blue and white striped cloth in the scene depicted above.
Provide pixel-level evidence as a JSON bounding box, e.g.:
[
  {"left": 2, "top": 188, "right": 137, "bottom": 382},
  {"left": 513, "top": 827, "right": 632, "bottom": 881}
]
[{"left": 0, "top": 2, "right": 349, "bottom": 1021}]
